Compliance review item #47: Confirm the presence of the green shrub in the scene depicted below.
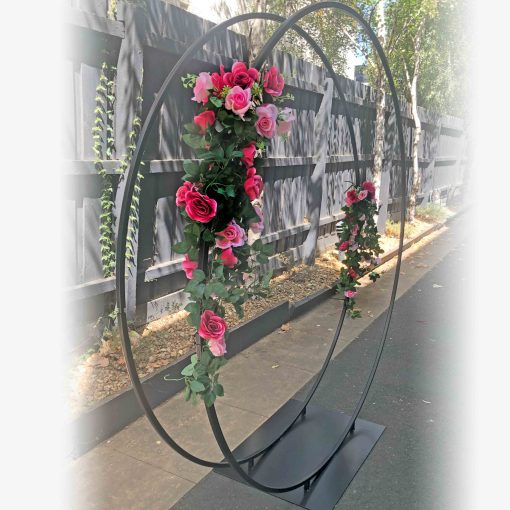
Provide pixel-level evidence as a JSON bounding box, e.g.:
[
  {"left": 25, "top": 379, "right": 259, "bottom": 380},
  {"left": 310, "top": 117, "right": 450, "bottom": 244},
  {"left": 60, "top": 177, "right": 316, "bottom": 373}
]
[{"left": 415, "top": 203, "right": 448, "bottom": 223}]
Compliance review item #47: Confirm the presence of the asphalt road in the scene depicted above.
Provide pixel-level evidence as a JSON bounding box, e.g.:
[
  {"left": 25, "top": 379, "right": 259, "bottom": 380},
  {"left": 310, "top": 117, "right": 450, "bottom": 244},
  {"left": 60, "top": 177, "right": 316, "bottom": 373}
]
[{"left": 172, "top": 219, "right": 467, "bottom": 510}]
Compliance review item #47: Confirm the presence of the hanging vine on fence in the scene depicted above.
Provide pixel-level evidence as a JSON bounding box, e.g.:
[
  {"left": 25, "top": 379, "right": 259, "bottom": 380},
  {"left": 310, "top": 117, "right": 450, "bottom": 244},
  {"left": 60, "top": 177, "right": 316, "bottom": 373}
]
[
  {"left": 92, "top": 63, "right": 144, "bottom": 276},
  {"left": 94, "top": 63, "right": 116, "bottom": 277}
]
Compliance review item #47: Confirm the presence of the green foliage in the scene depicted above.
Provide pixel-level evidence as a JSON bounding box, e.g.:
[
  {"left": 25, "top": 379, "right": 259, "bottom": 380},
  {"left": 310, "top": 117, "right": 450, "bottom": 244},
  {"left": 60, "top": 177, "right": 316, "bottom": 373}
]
[
  {"left": 94, "top": 63, "right": 117, "bottom": 277},
  {"left": 93, "top": 64, "right": 144, "bottom": 277},
  {"left": 415, "top": 202, "right": 448, "bottom": 223}
]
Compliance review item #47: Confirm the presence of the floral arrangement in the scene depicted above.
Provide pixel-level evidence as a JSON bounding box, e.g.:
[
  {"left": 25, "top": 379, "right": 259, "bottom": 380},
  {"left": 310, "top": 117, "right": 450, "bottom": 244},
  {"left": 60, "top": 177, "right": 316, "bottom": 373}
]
[
  {"left": 336, "top": 181, "right": 383, "bottom": 318},
  {"left": 174, "top": 61, "right": 295, "bottom": 406}
]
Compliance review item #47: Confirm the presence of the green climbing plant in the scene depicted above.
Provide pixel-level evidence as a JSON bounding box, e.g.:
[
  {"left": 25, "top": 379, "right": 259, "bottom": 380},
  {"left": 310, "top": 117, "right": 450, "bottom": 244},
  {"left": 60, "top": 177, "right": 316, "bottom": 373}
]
[{"left": 92, "top": 63, "right": 144, "bottom": 276}]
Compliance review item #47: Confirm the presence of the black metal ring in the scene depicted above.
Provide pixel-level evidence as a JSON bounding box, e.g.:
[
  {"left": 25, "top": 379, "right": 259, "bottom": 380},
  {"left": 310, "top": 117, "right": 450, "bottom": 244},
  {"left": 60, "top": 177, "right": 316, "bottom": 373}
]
[
  {"left": 204, "top": 1, "right": 407, "bottom": 493},
  {"left": 115, "top": 11, "right": 361, "bottom": 469}
]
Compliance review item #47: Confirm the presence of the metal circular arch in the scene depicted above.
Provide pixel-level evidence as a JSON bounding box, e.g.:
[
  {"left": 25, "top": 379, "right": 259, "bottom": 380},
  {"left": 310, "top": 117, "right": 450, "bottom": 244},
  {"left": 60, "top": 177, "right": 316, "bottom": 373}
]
[
  {"left": 115, "top": 11, "right": 363, "bottom": 469},
  {"left": 204, "top": 1, "right": 408, "bottom": 493}
]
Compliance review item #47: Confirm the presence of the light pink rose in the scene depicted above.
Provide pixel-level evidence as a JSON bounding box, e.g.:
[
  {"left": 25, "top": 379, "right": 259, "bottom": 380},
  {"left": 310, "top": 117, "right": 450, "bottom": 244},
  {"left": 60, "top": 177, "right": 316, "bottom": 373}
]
[
  {"left": 215, "top": 220, "right": 246, "bottom": 249},
  {"left": 182, "top": 254, "right": 198, "bottom": 279},
  {"left": 208, "top": 337, "right": 227, "bottom": 357},
  {"left": 192, "top": 72, "right": 213, "bottom": 104},
  {"left": 255, "top": 104, "right": 278, "bottom": 138},
  {"left": 344, "top": 290, "right": 357, "bottom": 298},
  {"left": 277, "top": 107, "right": 295, "bottom": 136},
  {"left": 358, "top": 190, "right": 369, "bottom": 201},
  {"left": 248, "top": 205, "right": 264, "bottom": 234},
  {"left": 225, "top": 86, "right": 252, "bottom": 118}
]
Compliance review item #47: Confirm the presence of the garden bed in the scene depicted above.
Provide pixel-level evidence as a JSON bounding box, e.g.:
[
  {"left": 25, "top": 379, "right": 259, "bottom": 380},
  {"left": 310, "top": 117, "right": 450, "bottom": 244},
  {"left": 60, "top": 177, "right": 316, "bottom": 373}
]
[{"left": 66, "top": 207, "right": 456, "bottom": 422}]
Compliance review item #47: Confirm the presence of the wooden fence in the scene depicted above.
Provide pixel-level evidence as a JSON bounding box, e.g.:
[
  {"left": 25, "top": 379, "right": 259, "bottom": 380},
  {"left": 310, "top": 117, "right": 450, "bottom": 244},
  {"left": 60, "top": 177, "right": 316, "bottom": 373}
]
[{"left": 63, "top": 0, "right": 466, "bottom": 351}]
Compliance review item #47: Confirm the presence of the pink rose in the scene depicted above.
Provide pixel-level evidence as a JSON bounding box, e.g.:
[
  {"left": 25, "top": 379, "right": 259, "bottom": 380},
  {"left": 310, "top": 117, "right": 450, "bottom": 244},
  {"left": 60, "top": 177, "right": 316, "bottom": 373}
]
[
  {"left": 182, "top": 254, "right": 198, "bottom": 279},
  {"left": 362, "top": 181, "right": 376, "bottom": 199},
  {"left": 225, "top": 86, "right": 252, "bottom": 118},
  {"left": 348, "top": 267, "right": 358, "bottom": 279},
  {"left": 339, "top": 241, "right": 350, "bottom": 251},
  {"left": 263, "top": 66, "right": 285, "bottom": 97},
  {"left": 193, "top": 110, "right": 216, "bottom": 134},
  {"left": 176, "top": 181, "right": 194, "bottom": 207},
  {"left": 241, "top": 142, "right": 257, "bottom": 167},
  {"left": 222, "top": 61, "right": 259, "bottom": 89},
  {"left": 277, "top": 107, "right": 295, "bottom": 136},
  {"left": 345, "top": 189, "right": 359, "bottom": 207},
  {"left": 344, "top": 290, "right": 357, "bottom": 299},
  {"left": 192, "top": 72, "right": 213, "bottom": 104},
  {"left": 255, "top": 104, "right": 278, "bottom": 138},
  {"left": 198, "top": 310, "right": 227, "bottom": 342},
  {"left": 215, "top": 220, "right": 246, "bottom": 249},
  {"left": 351, "top": 224, "right": 360, "bottom": 236},
  {"left": 248, "top": 205, "right": 264, "bottom": 234},
  {"left": 208, "top": 337, "right": 227, "bottom": 357},
  {"left": 244, "top": 168, "right": 263, "bottom": 200},
  {"left": 219, "top": 247, "right": 238, "bottom": 268},
  {"left": 185, "top": 191, "right": 217, "bottom": 223},
  {"left": 358, "top": 190, "right": 369, "bottom": 201}
]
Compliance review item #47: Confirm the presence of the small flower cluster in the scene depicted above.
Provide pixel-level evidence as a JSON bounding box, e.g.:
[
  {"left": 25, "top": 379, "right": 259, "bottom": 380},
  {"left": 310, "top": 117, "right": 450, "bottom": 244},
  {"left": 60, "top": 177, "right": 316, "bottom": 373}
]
[
  {"left": 175, "top": 62, "right": 295, "bottom": 406},
  {"left": 336, "top": 181, "right": 383, "bottom": 318}
]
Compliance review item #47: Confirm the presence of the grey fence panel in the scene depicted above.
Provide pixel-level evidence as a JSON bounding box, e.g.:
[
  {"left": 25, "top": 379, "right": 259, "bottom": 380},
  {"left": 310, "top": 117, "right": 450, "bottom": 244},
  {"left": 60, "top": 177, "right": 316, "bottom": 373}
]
[{"left": 64, "top": 1, "right": 466, "bottom": 346}]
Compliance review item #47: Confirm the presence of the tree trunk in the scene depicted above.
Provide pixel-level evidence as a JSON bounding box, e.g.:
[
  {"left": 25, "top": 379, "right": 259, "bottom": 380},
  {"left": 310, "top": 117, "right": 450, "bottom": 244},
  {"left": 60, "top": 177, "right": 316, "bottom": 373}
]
[
  {"left": 407, "top": 73, "right": 422, "bottom": 223},
  {"left": 373, "top": 69, "right": 385, "bottom": 205},
  {"left": 248, "top": 0, "right": 267, "bottom": 64}
]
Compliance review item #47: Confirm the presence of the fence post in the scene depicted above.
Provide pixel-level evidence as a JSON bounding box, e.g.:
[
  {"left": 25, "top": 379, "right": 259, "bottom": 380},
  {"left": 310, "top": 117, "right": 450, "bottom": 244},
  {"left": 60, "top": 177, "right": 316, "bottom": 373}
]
[
  {"left": 303, "top": 77, "right": 333, "bottom": 265},
  {"left": 114, "top": 3, "right": 145, "bottom": 322}
]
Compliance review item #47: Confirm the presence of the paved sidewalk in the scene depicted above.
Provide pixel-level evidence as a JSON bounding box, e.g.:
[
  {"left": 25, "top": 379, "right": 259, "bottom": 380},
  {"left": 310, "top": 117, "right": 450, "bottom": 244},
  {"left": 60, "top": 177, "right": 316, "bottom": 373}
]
[{"left": 67, "top": 214, "right": 468, "bottom": 510}]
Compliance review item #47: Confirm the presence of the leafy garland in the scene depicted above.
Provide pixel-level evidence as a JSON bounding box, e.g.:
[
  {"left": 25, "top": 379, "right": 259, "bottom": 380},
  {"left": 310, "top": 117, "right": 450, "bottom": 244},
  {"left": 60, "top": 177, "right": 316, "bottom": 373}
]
[
  {"left": 336, "top": 181, "right": 383, "bottom": 318},
  {"left": 173, "top": 61, "right": 295, "bottom": 407}
]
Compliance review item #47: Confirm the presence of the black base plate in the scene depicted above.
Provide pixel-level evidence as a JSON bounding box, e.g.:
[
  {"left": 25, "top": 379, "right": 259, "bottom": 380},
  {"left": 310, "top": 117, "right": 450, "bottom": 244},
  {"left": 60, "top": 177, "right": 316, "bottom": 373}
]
[{"left": 213, "top": 399, "right": 384, "bottom": 510}]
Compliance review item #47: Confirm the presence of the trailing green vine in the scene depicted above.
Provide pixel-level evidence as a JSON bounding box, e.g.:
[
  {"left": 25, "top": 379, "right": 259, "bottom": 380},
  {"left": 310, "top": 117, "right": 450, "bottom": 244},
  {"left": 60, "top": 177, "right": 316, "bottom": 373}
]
[
  {"left": 93, "top": 63, "right": 144, "bottom": 276},
  {"left": 94, "top": 63, "right": 116, "bottom": 277}
]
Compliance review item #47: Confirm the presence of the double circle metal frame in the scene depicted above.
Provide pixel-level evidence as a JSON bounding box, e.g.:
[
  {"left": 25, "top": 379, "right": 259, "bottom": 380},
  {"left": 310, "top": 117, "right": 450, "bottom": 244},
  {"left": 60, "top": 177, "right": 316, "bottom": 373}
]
[{"left": 116, "top": 1, "right": 407, "bottom": 494}]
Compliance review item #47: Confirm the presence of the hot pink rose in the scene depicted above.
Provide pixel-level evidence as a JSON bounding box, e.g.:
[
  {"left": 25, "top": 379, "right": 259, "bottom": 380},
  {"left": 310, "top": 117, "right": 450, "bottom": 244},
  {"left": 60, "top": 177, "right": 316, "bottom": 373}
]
[
  {"left": 193, "top": 110, "right": 216, "bottom": 134},
  {"left": 185, "top": 191, "right": 217, "bottom": 223},
  {"left": 182, "top": 254, "right": 198, "bottom": 279},
  {"left": 208, "top": 337, "right": 227, "bottom": 357},
  {"left": 248, "top": 205, "right": 264, "bottom": 234},
  {"left": 225, "top": 86, "right": 252, "bottom": 118},
  {"left": 192, "top": 72, "right": 213, "bottom": 104},
  {"left": 255, "top": 104, "right": 278, "bottom": 138},
  {"left": 222, "top": 61, "right": 259, "bottom": 89},
  {"left": 244, "top": 168, "right": 263, "bottom": 200},
  {"left": 198, "top": 310, "right": 227, "bottom": 342},
  {"left": 215, "top": 220, "right": 246, "bottom": 249},
  {"left": 344, "top": 290, "right": 357, "bottom": 299},
  {"left": 339, "top": 241, "right": 350, "bottom": 251},
  {"left": 358, "top": 190, "right": 369, "bottom": 201},
  {"left": 176, "top": 181, "right": 194, "bottom": 207},
  {"left": 241, "top": 142, "right": 257, "bottom": 167},
  {"left": 345, "top": 189, "right": 359, "bottom": 207},
  {"left": 362, "top": 181, "right": 376, "bottom": 199},
  {"left": 263, "top": 66, "right": 285, "bottom": 96},
  {"left": 219, "top": 247, "right": 238, "bottom": 268}
]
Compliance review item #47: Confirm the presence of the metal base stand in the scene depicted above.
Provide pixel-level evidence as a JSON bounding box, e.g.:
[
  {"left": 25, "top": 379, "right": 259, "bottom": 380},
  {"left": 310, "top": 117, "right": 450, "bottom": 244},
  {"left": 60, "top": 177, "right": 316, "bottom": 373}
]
[{"left": 214, "top": 399, "right": 384, "bottom": 510}]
